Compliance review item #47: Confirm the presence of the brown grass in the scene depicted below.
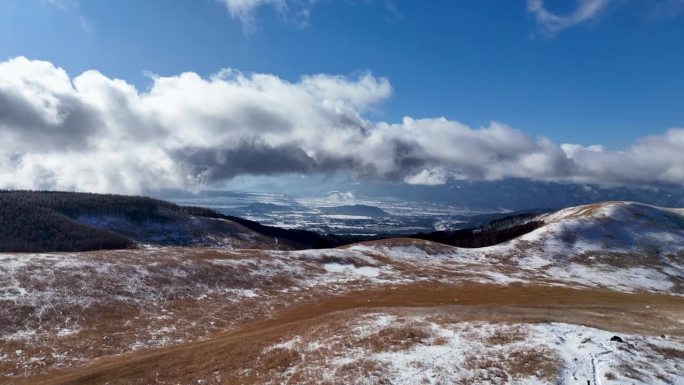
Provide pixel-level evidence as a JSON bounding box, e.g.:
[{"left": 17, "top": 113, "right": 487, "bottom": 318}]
[
  {"left": 485, "top": 325, "right": 529, "bottom": 345},
  {"left": 618, "top": 363, "right": 645, "bottom": 381},
  {"left": 462, "top": 355, "right": 509, "bottom": 383},
  {"left": 346, "top": 237, "right": 456, "bottom": 254},
  {"left": 569, "top": 251, "right": 664, "bottom": 269},
  {"left": 462, "top": 346, "right": 560, "bottom": 383},
  {"left": 333, "top": 359, "right": 389, "bottom": 384},
  {"left": 10, "top": 282, "right": 684, "bottom": 385},
  {"left": 259, "top": 347, "right": 301, "bottom": 372},
  {"left": 649, "top": 344, "right": 684, "bottom": 359},
  {"left": 431, "top": 336, "right": 450, "bottom": 346},
  {"left": 361, "top": 324, "right": 432, "bottom": 352},
  {"left": 506, "top": 347, "right": 560, "bottom": 381}
]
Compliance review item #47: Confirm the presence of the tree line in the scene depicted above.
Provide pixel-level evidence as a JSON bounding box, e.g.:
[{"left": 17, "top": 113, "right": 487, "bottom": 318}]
[
  {"left": 0, "top": 190, "right": 200, "bottom": 252},
  {"left": 0, "top": 190, "right": 345, "bottom": 252},
  {"left": 412, "top": 213, "right": 544, "bottom": 248}
]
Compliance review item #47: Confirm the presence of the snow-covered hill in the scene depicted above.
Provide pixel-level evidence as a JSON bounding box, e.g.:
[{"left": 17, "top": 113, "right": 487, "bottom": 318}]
[
  {"left": 0, "top": 201, "right": 682, "bottom": 384},
  {"left": 504, "top": 201, "right": 684, "bottom": 292},
  {"left": 532, "top": 201, "right": 684, "bottom": 257},
  {"left": 351, "top": 201, "right": 684, "bottom": 293}
]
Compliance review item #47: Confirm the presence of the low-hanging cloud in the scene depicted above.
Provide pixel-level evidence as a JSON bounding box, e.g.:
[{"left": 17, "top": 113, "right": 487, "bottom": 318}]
[{"left": 1, "top": 56, "right": 683, "bottom": 193}]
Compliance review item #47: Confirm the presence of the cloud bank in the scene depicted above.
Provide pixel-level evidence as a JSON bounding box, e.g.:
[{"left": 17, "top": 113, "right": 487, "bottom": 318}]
[{"left": 1, "top": 57, "right": 683, "bottom": 193}]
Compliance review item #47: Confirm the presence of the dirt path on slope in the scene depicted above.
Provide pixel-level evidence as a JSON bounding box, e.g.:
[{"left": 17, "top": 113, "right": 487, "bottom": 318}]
[{"left": 21, "top": 282, "right": 684, "bottom": 385}]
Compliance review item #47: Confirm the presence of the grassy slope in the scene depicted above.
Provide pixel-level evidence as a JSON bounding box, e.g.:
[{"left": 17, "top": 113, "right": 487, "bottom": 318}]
[{"left": 21, "top": 283, "right": 683, "bottom": 385}]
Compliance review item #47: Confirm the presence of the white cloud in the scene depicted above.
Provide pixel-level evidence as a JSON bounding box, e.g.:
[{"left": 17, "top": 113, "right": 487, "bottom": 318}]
[
  {"left": 527, "top": 0, "right": 612, "bottom": 34},
  {"left": 404, "top": 169, "right": 448, "bottom": 186},
  {"left": 216, "top": 0, "right": 316, "bottom": 31},
  {"left": 1, "top": 57, "right": 684, "bottom": 193}
]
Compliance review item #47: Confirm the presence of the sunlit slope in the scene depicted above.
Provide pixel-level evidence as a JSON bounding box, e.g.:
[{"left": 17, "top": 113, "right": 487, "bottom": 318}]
[
  {"left": 355, "top": 201, "right": 684, "bottom": 292},
  {"left": 1, "top": 202, "right": 683, "bottom": 384}
]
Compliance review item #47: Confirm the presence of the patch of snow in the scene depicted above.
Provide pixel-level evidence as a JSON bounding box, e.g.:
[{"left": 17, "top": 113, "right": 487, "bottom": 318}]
[
  {"left": 544, "top": 264, "right": 674, "bottom": 292},
  {"left": 56, "top": 328, "right": 80, "bottom": 338},
  {"left": 538, "top": 323, "right": 684, "bottom": 385},
  {"left": 3, "top": 330, "right": 37, "bottom": 341},
  {"left": 323, "top": 263, "right": 380, "bottom": 278},
  {"left": 311, "top": 314, "right": 684, "bottom": 385},
  {"left": 270, "top": 336, "right": 301, "bottom": 350}
]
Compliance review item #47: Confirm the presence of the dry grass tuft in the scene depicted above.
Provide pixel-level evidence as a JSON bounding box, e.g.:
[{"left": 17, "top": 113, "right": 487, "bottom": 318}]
[
  {"left": 485, "top": 325, "right": 529, "bottom": 345},
  {"left": 463, "top": 346, "right": 560, "bottom": 383},
  {"left": 361, "top": 324, "right": 432, "bottom": 352},
  {"left": 259, "top": 347, "right": 301, "bottom": 372},
  {"left": 649, "top": 344, "right": 684, "bottom": 359},
  {"left": 334, "top": 359, "right": 389, "bottom": 384},
  {"left": 431, "top": 336, "right": 450, "bottom": 346},
  {"left": 462, "top": 355, "right": 509, "bottom": 383},
  {"left": 506, "top": 347, "right": 560, "bottom": 381},
  {"left": 618, "top": 363, "right": 645, "bottom": 381}
]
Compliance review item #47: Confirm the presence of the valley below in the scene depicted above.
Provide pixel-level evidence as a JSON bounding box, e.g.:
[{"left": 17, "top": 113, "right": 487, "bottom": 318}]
[{"left": 1, "top": 200, "right": 683, "bottom": 384}]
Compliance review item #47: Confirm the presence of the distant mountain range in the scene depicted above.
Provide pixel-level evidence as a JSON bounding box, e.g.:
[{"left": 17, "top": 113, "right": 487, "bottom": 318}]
[
  {"left": 0, "top": 191, "right": 548, "bottom": 252},
  {"left": 2, "top": 190, "right": 683, "bottom": 255},
  {"left": 350, "top": 179, "right": 684, "bottom": 210},
  {"left": 155, "top": 179, "right": 684, "bottom": 236},
  {"left": 158, "top": 179, "right": 684, "bottom": 211}
]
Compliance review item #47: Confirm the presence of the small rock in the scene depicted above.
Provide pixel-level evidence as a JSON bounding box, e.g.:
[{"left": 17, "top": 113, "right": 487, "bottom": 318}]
[{"left": 610, "top": 335, "right": 624, "bottom": 343}]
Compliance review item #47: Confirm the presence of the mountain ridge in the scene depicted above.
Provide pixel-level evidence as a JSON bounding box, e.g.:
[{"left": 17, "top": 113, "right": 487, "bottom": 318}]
[
  {"left": 2, "top": 191, "right": 682, "bottom": 261},
  {"left": 0, "top": 190, "right": 344, "bottom": 252}
]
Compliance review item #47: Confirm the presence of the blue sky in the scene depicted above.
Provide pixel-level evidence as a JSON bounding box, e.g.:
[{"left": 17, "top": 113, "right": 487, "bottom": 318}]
[
  {"left": 1, "top": 0, "right": 684, "bottom": 193},
  {"left": 1, "top": 0, "right": 682, "bottom": 148}
]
